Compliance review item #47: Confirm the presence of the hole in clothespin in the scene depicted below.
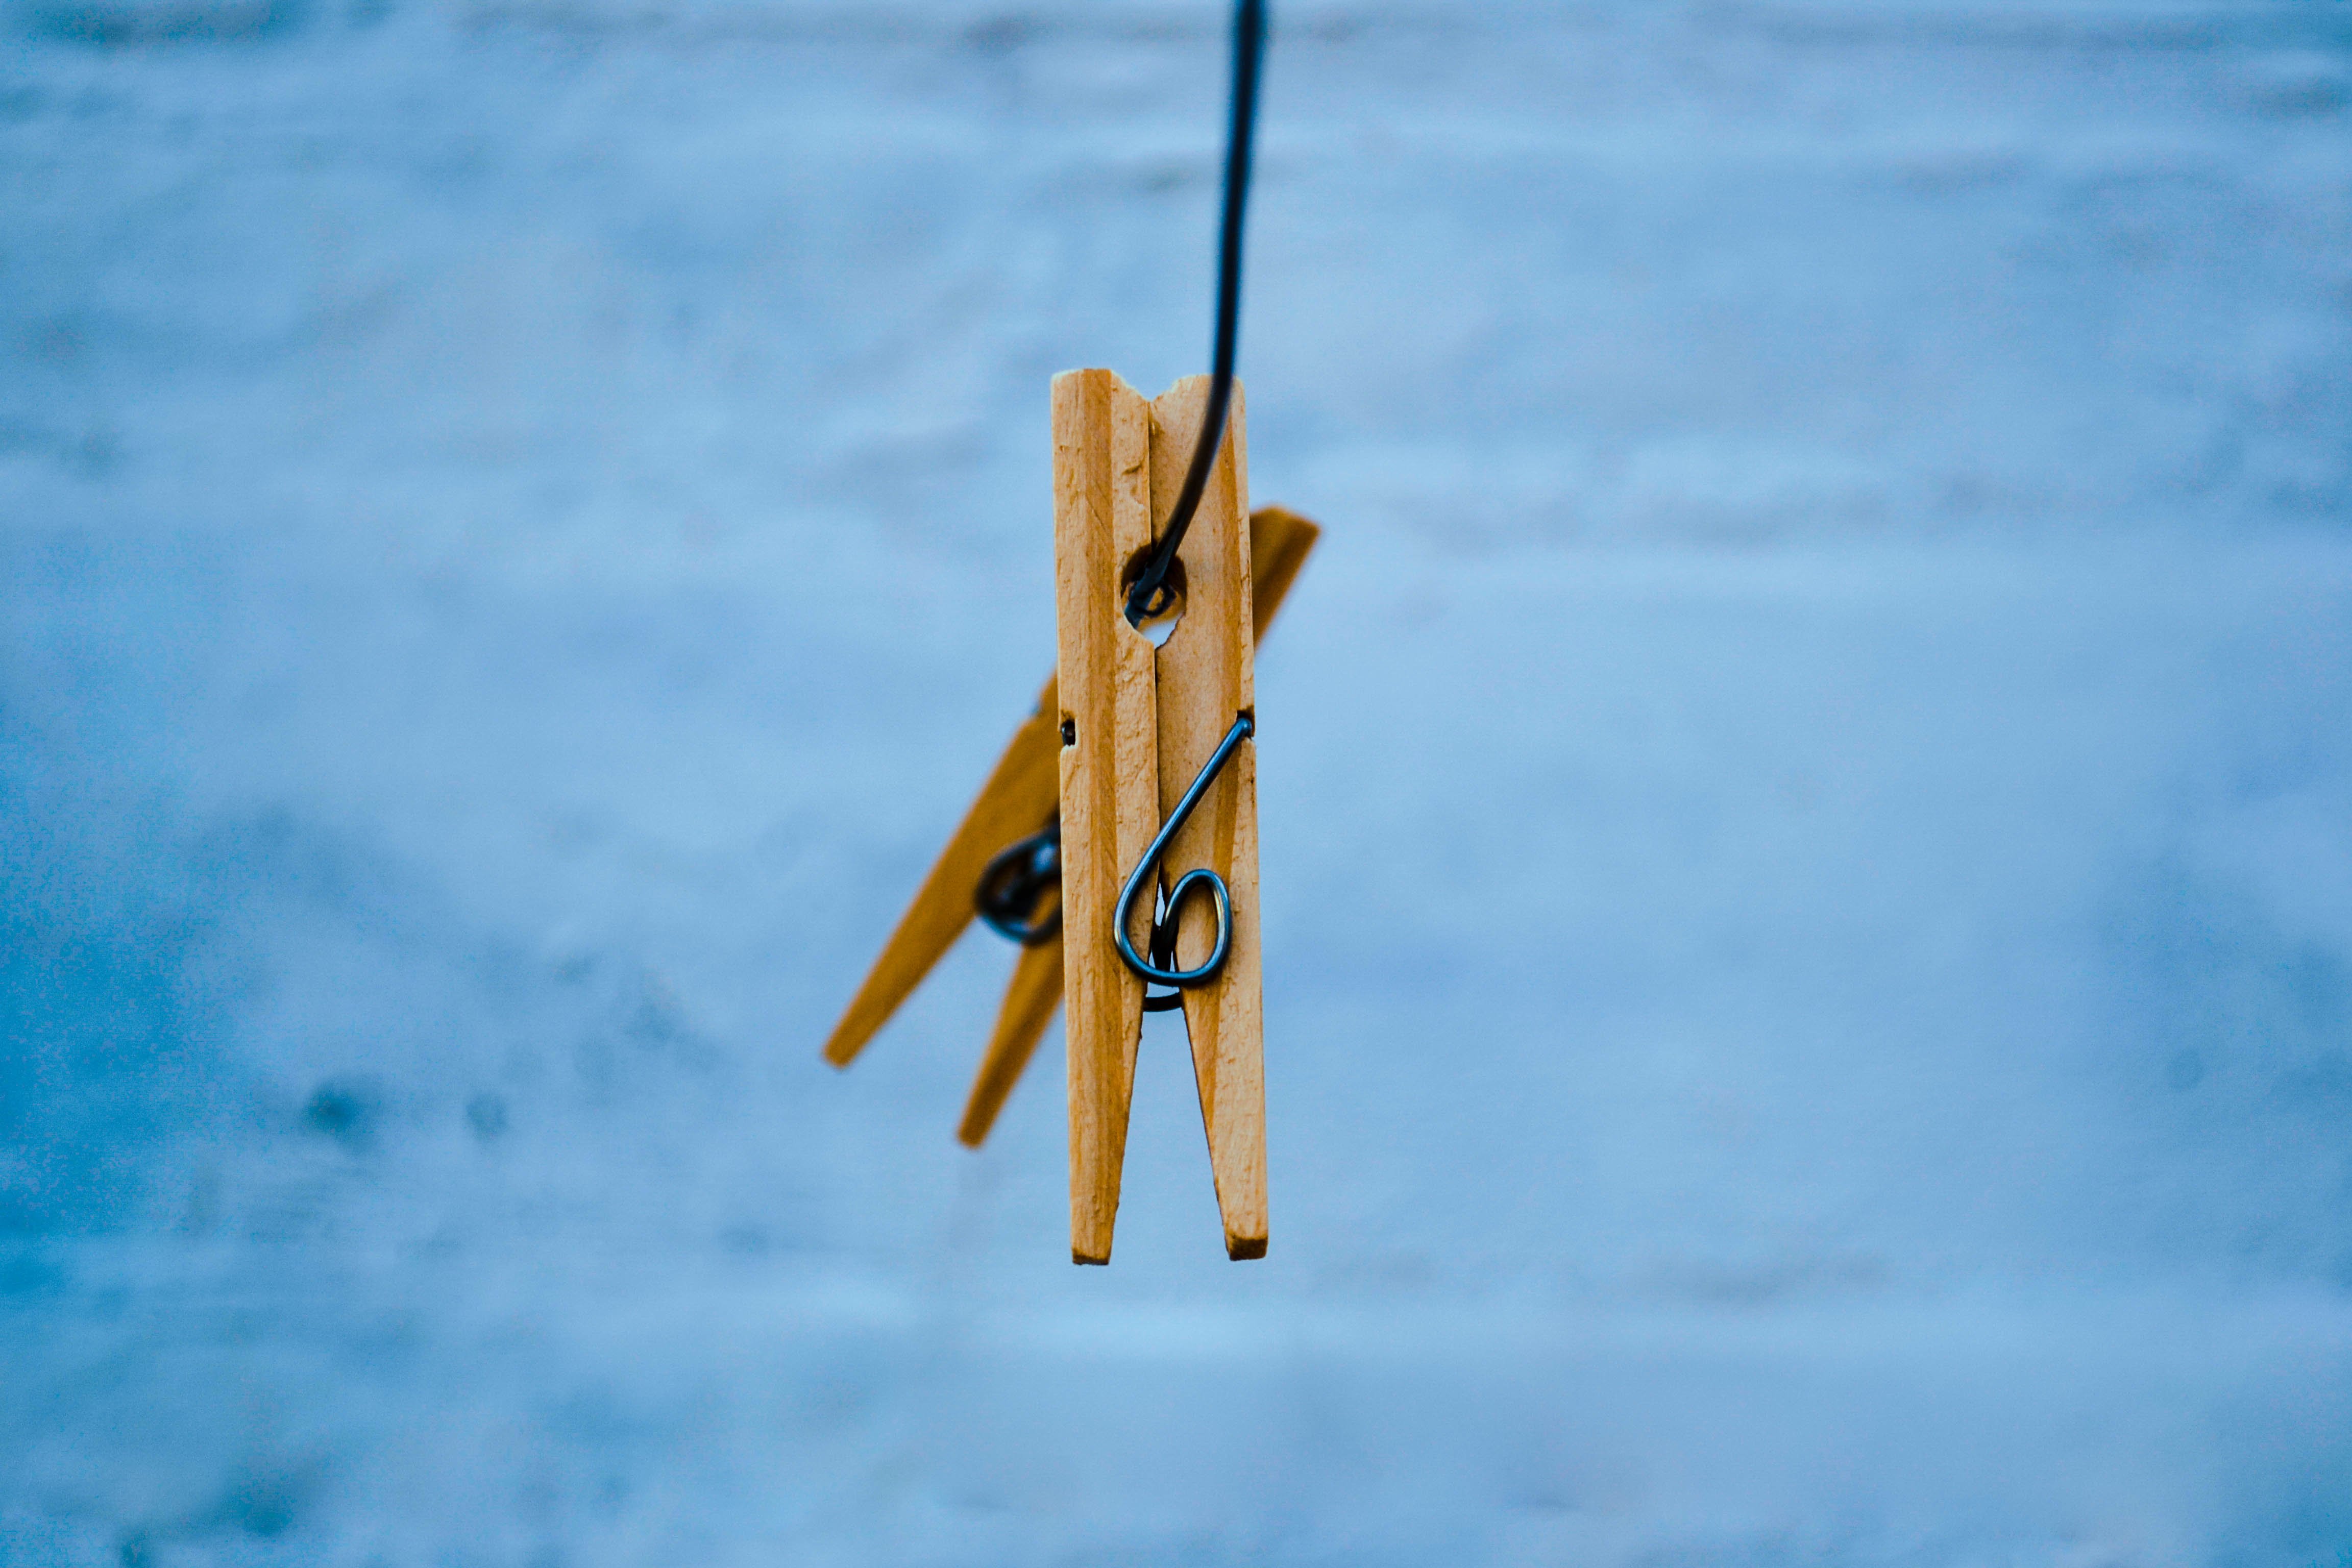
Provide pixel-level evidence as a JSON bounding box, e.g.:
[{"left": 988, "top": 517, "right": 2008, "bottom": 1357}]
[{"left": 1119, "top": 550, "right": 1187, "bottom": 649}]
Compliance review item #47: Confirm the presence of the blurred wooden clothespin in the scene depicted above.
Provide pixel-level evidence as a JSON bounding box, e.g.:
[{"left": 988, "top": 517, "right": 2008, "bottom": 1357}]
[{"left": 822, "top": 372, "right": 1315, "bottom": 1264}]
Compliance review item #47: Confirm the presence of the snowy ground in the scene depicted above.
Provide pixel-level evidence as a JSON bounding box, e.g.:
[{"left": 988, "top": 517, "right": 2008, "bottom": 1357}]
[{"left": 6, "top": 1, "right": 2352, "bottom": 1563}]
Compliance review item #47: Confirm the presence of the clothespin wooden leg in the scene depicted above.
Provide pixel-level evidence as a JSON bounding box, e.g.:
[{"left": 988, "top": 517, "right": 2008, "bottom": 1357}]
[
  {"left": 1148, "top": 376, "right": 1267, "bottom": 1260},
  {"left": 820, "top": 678, "right": 1061, "bottom": 1069},
  {"left": 957, "top": 932, "right": 1062, "bottom": 1147},
  {"left": 951, "top": 504, "right": 1319, "bottom": 1149},
  {"left": 1052, "top": 369, "right": 1158, "bottom": 1266},
  {"left": 1244, "top": 506, "right": 1320, "bottom": 645}
]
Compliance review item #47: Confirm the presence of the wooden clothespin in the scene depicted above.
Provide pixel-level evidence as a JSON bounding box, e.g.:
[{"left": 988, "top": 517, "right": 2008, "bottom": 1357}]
[
  {"left": 826, "top": 0, "right": 1285, "bottom": 1264},
  {"left": 1055, "top": 368, "right": 1267, "bottom": 1264},
  {"left": 822, "top": 375, "right": 1314, "bottom": 1264}
]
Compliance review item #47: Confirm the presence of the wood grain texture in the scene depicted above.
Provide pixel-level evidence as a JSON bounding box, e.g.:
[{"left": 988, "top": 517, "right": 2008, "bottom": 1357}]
[
  {"left": 820, "top": 677, "right": 1060, "bottom": 1068},
  {"left": 1053, "top": 368, "right": 1157, "bottom": 1266},
  {"left": 950, "top": 504, "right": 1320, "bottom": 1148},
  {"left": 1148, "top": 376, "right": 1267, "bottom": 1260}
]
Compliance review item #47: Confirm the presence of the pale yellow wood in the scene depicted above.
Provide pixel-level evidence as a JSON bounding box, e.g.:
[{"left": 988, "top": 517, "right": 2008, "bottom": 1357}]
[
  {"left": 1053, "top": 368, "right": 1158, "bottom": 1265},
  {"left": 1246, "top": 505, "right": 1320, "bottom": 643},
  {"left": 1148, "top": 376, "right": 1267, "bottom": 1260},
  {"left": 951, "top": 505, "right": 1321, "bottom": 1149},
  {"left": 820, "top": 676, "right": 1060, "bottom": 1068},
  {"left": 957, "top": 930, "right": 1062, "bottom": 1147}
]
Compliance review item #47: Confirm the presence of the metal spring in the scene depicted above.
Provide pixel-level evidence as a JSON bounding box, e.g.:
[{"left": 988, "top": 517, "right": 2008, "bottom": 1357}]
[
  {"left": 973, "top": 819, "right": 1062, "bottom": 946},
  {"left": 1115, "top": 712, "right": 1255, "bottom": 1007}
]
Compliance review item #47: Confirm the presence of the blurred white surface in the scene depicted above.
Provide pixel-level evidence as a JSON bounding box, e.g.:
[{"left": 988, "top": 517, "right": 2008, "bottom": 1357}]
[{"left": 4, "top": 2, "right": 2351, "bottom": 1562}]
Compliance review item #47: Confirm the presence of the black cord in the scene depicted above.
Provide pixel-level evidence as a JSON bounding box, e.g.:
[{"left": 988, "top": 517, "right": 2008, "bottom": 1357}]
[{"left": 1122, "top": 0, "right": 1268, "bottom": 628}]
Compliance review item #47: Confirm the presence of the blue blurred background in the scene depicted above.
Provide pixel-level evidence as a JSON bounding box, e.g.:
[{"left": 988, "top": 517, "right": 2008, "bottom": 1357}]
[{"left": 6, "top": 2, "right": 2352, "bottom": 1562}]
